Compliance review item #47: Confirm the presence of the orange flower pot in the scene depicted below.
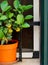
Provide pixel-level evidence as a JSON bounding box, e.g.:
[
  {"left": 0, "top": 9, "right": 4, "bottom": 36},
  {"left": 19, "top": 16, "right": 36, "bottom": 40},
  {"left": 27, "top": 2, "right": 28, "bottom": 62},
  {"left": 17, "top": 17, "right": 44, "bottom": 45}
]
[{"left": 0, "top": 40, "right": 18, "bottom": 63}]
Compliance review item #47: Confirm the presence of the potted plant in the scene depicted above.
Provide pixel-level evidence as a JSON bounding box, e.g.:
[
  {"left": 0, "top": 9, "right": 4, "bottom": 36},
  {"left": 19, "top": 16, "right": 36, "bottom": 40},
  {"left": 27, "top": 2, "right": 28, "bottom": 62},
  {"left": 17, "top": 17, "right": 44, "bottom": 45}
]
[{"left": 0, "top": 0, "right": 33, "bottom": 63}]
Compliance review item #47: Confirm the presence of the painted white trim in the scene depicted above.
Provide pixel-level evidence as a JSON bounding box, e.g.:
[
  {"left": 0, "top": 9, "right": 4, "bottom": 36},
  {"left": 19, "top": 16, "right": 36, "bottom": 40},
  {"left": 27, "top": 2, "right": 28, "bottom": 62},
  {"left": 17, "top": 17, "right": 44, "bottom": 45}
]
[
  {"left": 17, "top": 52, "right": 33, "bottom": 58},
  {"left": 33, "top": 26, "right": 40, "bottom": 51},
  {"left": 33, "top": 0, "right": 40, "bottom": 51},
  {"left": 33, "top": 0, "right": 40, "bottom": 21}
]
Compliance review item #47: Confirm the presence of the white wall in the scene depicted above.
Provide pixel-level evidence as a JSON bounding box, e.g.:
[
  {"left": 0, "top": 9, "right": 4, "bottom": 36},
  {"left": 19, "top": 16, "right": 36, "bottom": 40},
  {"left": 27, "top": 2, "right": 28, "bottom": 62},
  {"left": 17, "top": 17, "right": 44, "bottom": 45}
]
[{"left": 33, "top": 0, "right": 40, "bottom": 51}]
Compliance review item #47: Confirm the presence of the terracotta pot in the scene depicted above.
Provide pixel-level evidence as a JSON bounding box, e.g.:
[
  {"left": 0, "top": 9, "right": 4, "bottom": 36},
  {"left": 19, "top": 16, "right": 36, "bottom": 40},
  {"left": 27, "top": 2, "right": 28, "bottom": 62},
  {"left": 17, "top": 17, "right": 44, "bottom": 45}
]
[{"left": 0, "top": 40, "right": 18, "bottom": 63}]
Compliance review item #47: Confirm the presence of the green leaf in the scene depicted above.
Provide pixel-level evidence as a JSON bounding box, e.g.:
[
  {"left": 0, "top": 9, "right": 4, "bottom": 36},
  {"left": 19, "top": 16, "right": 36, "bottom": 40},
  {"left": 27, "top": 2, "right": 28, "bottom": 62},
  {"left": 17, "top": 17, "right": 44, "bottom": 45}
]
[
  {"left": 13, "top": 0, "right": 20, "bottom": 9},
  {"left": 3, "top": 28, "right": 8, "bottom": 34},
  {"left": 7, "top": 36, "right": 12, "bottom": 40},
  {"left": 15, "top": 21, "right": 18, "bottom": 24},
  {"left": 0, "top": 22, "right": 2, "bottom": 25},
  {"left": 13, "top": 21, "right": 18, "bottom": 29},
  {"left": 17, "top": 14, "right": 24, "bottom": 24},
  {"left": 24, "top": 5, "right": 33, "bottom": 10},
  {"left": 1, "top": 1, "right": 8, "bottom": 12},
  {"left": 6, "top": 12, "right": 14, "bottom": 18},
  {"left": 19, "top": 5, "right": 33, "bottom": 12},
  {"left": 0, "top": 29, "right": 5, "bottom": 38},
  {"left": 6, "top": 23, "right": 11, "bottom": 27},
  {"left": 0, "top": 13, "right": 2, "bottom": 17},
  {"left": 19, "top": 4, "right": 24, "bottom": 12},
  {"left": 25, "top": 5, "right": 33, "bottom": 10},
  {"left": 8, "top": 13, "right": 14, "bottom": 18},
  {"left": 7, "top": 34, "right": 12, "bottom": 40},
  {"left": 0, "top": 15, "right": 7, "bottom": 20},
  {"left": 25, "top": 15, "right": 33, "bottom": 20},
  {"left": 1, "top": 40, "right": 5, "bottom": 45},
  {"left": 4, "top": 6, "right": 11, "bottom": 12},
  {"left": 21, "top": 23, "right": 30, "bottom": 28}
]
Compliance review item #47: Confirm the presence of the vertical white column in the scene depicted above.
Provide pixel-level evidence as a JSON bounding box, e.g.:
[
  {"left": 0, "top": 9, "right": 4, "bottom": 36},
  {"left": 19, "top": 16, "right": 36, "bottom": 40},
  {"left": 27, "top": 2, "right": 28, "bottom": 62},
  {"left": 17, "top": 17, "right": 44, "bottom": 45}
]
[
  {"left": 33, "top": 0, "right": 40, "bottom": 21},
  {"left": 33, "top": 0, "right": 40, "bottom": 51}
]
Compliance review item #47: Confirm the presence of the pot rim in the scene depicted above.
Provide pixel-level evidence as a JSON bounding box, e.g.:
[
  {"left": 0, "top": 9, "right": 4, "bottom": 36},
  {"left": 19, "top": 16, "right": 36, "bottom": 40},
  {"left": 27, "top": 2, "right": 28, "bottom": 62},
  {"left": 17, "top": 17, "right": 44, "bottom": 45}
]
[{"left": 0, "top": 39, "right": 18, "bottom": 49}]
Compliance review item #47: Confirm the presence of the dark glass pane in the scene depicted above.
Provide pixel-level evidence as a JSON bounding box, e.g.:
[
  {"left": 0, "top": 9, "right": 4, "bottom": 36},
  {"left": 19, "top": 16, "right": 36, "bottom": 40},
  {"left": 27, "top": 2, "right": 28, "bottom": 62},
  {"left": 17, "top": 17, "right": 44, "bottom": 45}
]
[
  {"left": 22, "top": 27, "right": 33, "bottom": 50},
  {"left": 21, "top": 0, "right": 33, "bottom": 52}
]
